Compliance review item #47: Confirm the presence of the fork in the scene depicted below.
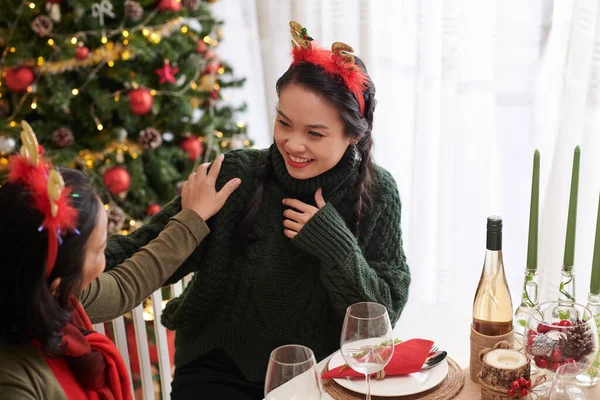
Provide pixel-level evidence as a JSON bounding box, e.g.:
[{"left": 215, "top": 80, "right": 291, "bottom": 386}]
[{"left": 429, "top": 345, "right": 438, "bottom": 355}]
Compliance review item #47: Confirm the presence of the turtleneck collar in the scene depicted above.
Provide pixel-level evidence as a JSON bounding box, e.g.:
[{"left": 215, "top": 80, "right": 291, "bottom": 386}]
[{"left": 270, "top": 144, "right": 358, "bottom": 198}]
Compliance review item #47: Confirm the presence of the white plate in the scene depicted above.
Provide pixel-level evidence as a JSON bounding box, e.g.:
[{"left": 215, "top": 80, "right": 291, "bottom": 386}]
[{"left": 328, "top": 350, "right": 449, "bottom": 397}]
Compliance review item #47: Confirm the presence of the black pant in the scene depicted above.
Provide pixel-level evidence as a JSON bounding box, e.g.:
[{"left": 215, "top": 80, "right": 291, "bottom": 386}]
[{"left": 171, "top": 350, "right": 265, "bottom": 400}]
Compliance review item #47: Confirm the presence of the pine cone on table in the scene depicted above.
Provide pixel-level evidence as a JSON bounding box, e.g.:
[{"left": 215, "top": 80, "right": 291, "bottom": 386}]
[
  {"left": 559, "top": 321, "right": 595, "bottom": 360},
  {"left": 531, "top": 333, "right": 557, "bottom": 357}
]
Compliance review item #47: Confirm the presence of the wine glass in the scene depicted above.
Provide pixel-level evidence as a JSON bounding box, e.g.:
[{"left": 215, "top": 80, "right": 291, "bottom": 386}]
[
  {"left": 550, "top": 362, "right": 589, "bottom": 400},
  {"left": 264, "top": 344, "right": 322, "bottom": 400},
  {"left": 340, "top": 302, "right": 394, "bottom": 400}
]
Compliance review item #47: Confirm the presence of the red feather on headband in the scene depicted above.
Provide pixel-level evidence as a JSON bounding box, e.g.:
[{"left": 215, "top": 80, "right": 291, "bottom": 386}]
[
  {"left": 289, "top": 22, "right": 370, "bottom": 116},
  {"left": 7, "top": 122, "right": 79, "bottom": 278}
]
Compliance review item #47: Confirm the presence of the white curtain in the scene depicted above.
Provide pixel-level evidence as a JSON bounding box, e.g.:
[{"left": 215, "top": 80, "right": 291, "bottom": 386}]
[{"left": 214, "top": 0, "right": 600, "bottom": 314}]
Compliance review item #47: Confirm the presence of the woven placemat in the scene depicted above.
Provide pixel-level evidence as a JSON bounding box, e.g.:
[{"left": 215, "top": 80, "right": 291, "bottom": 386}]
[{"left": 321, "top": 357, "right": 465, "bottom": 400}]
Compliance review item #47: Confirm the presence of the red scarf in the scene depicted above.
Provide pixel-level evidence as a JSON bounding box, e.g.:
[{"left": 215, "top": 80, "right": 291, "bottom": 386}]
[{"left": 38, "top": 297, "right": 132, "bottom": 400}]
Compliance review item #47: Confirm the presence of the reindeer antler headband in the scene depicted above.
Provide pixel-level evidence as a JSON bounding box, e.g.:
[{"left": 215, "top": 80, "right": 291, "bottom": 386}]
[
  {"left": 7, "top": 121, "right": 79, "bottom": 278},
  {"left": 289, "top": 21, "right": 370, "bottom": 116}
]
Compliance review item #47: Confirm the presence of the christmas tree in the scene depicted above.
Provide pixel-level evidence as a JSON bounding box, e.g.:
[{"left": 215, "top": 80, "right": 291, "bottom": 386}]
[{"left": 0, "top": 0, "right": 252, "bottom": 233}]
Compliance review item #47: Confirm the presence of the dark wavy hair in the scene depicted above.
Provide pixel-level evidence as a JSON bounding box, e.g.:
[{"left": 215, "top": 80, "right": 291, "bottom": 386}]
[
  {"left": 236, "top": 57, "right": 376, "bottom": 240},
  {"left": 0, "top": 168, "right": 100, "bottom": 355}
]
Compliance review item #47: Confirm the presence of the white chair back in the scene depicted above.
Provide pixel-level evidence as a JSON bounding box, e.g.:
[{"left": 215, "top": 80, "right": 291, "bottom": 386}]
[{"left": 93, "top": 280, "right": 187, "bottom": 399}]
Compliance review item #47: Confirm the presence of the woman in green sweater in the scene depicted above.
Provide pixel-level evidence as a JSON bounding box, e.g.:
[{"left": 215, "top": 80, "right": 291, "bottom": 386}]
[{"left": 105, "top": 21, "right": 411, "bottom": 400}]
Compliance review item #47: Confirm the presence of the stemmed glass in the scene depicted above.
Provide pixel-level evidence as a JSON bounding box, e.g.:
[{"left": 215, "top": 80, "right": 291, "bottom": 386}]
[
  {"left": 550, "top": 362, "right": 590, "bottom": 400},
  {"left": 340, "top": 302, "right": 394, "bottom": 400},
  {"left": 525, "top": 301, "right": 599, "bottom": 397},
  {"left": 264, "top": 344, "right": 322, "bottom": 400}
]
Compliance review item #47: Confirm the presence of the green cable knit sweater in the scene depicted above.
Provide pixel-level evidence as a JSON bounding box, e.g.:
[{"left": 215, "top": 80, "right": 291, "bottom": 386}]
[{"left": 105, "top": 146, "right": 410, "bottom": 382}]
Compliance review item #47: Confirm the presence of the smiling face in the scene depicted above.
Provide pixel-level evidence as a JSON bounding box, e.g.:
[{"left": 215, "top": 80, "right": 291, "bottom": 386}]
[{"left": 274, "top": 84, "right": 355, "bottom": 180}]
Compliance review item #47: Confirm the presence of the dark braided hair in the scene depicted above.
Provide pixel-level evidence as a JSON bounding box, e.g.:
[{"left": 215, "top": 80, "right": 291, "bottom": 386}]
[{"left": 235, "top": 56, "right": 376, "bottom": 240}]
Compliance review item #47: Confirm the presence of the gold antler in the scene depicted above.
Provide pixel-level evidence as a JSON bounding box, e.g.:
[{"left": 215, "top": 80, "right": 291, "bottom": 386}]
[
  {"left": 289, "top": 21, "right": 313, "bottom": 49},
  {"left": 331, "top": 42, "right": 358, "bottom": 70},
  {"left": 20, "top": 121, "right": 39, "bottom": 167},
  {"left": 47, "top": 169, "right": 65, "bottom": 218}
]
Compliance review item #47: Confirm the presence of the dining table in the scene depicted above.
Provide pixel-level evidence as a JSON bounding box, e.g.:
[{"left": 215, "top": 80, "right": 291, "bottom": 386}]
[{"left": 266, "top": 300, "right": 600, "bottom": 399}]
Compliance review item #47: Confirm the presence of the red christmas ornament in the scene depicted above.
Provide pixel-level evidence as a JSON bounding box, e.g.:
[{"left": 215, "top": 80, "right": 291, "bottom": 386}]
[
  {"left": 37, "top": 145, "right": 45, "bottom": 155},
  {"left": 210, "top": 89, "right": 219, "bottom": 100},
  {"left": 129, "top": 88, "right": 153, "bottom": 115},
  {"left": 75, "top": 46, "right": 89, "bottom": 60},
  {"left": 155, "top": 61, "right": 179, "bottom": 85},
  {"left": 196, "top": 40, "right": 207, "bottom": 54},
  {"left": 103, "top": 166, "right": 131, "bottom": 195},
  {"left": 179, "top": 135, "right": 203, "bottom": 160},
  {"left": 157, "top": 0, "right": 181, "bottom": 11},
  {"left": 5, "top": 66, "right": 34, "bottom": 92},
  {"left": 146, "top": 203, "right": 161, "bottom": 216}
]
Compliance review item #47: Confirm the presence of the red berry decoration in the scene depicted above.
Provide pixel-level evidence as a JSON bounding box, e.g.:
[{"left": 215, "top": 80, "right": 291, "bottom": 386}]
[
  {"left": 559, "top": 319, "right": 572, "bottom": 327},
  {"left": 517, "top": 377, "right": 528, "bottom": 387},
  {"left": 534, "top": 356, "right": 549, "bottom": 369},
  {"left": 527, "top": 330, "right": 538, "bottom": 346},
  {"left": 146, "top": 203, "right": 161, "bottom": 216},
  {"left": 507, "top": 388, "right": 515, "bottom": 397},
  {"left": 179, "top": 135, "right": 203, "bottom": 160},
  {"left": 510, "top": 380, "right": 520, "bottom": 390},
  {"left": 520, "top": 388, "right": 528, "bottom": 397},
  {"left": 551, "top": 349, "right": 563, "bottom": 362},
  {"left": 129, "top": 88, "right": 153, "bottom": 116},
  {"left": 37, "top": 145, "right": 45, "bottom": 155},
  {"left": 5, "top": 66, "right": 34, "bottom": 92},
  {"left": 75, "top": 46, "right": 89, "bottom": 60},
  {"left": 550, "top": 361, "right": 562, "bottom": 372},
  {"left": 537, "top": 323, "right": 553, "bottom": 334},
  {"left": 103, "top": 166, "right": 131, "bottom": 195}
]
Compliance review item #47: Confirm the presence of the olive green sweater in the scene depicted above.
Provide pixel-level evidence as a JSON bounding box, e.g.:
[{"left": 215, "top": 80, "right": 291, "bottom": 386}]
[
  {"left": 104, "top": 146, "right": 411, "bottom": 382},
  {"left": 0, "top": 209, "right": 209, "bottom": 399}
]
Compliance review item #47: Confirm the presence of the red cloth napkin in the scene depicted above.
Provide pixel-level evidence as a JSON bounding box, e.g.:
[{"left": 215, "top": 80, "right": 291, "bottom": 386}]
[{"left": 322, "top": 339, "right": 434, "bottom": 379}]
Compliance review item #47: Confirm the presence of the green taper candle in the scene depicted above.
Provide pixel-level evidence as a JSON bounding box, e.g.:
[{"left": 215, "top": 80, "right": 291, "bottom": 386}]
[
  {"left": 527, "top": 150, "right": 540, "bottom": 271},
  {"left": 590, "top": 194, "right": 600, "bottom": 295},
  {"left": 563, "top": 146, "right": 581, "bottom": 270}
]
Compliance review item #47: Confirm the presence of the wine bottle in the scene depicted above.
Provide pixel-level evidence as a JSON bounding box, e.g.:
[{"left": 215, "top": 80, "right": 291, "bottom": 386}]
[{"left": 473, "top": 216, "right": 514, "bottom": 336}]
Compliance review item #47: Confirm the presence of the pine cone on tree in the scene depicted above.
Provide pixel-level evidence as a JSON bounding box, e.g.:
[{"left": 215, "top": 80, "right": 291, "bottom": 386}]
[
  {"left": 138, "top": 127, "right": 162, "bottom": 150},
  {"left": 531, "top": 333, "right": 557, "bottom": 357},
  {"left": 31, "top": 15, "right": 53, "bottom": 37},
  {"left": 52, "top": 127, "right": 74, "bottom": 148},
  {"left": 0, "top": 99, "right": 9, "bottom": 117},
  {"left": 107, "top": 205, "right": 126, "bottom": 234},
  {"left": 124, "top": 0, "right": 143, "bottom": 21},
  {"left": 182, "top": 0, "right": 200, "bottom": 11},
  {"left": 559, "top": 321, "right": 595, "bottom": 360}
]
